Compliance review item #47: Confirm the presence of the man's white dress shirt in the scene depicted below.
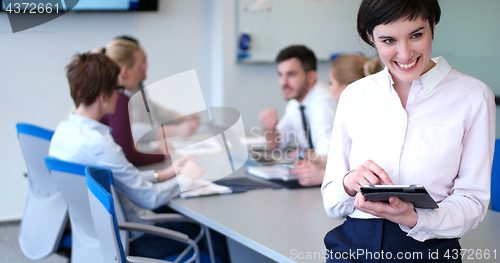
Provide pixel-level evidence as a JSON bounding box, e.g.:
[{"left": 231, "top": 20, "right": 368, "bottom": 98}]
[
  {"left": 321, "top": 57, "right": 495, "bottom": 242},
  {"left": 276, "top": 81, "right": 337, "bottom": 155},
  {"left": 49, "top": 114, "right": 192, "bottom": 238}
]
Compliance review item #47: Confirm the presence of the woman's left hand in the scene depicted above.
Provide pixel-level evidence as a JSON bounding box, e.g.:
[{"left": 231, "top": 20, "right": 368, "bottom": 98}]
[
  {"left": 354, "top": 194, "right": 418, "bottom": 228},
  {"left": 289, "top": 160, "right": 325, "bottom": 186}
]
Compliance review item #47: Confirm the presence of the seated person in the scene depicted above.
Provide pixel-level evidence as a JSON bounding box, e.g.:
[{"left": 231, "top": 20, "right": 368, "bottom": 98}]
[
  {"left": 49, "top": 53, "right": 204, "bottom": 259},
  {"left": 259, "top": 45, "right": 336, "bottom": 186},
  {"left": 116, "top": 36, "right": 200, "bottom": 142},
  {"left": 290, "top": 54, "right": 383, "bottom": 186},
  {"left": 96, "top": 36, "right": 199, "bottom": 166}
]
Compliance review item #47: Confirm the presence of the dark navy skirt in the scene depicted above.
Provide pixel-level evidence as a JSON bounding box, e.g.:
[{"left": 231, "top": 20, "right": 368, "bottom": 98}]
[{"left": 324, "top": 217, "right": 461, "bottom": 263}]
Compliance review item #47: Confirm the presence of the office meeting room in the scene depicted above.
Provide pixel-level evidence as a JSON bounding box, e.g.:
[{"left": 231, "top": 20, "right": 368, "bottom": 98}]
[{"left": 2, "top": 0, "right": 500, "bottom": 262}]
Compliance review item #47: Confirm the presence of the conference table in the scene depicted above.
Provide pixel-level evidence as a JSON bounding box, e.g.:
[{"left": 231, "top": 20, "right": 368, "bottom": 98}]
[{"left": 141, "top": 149, "right": 500, "bottom": 263}]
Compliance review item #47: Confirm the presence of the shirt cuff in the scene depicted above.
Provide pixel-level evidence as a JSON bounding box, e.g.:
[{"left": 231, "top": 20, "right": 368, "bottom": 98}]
[
  {"left": 140, "top": 170, "right": 157, "bottom": 183},
  {"left": 314, "top": 141, "right": 330, "bottom": 156},
  {"left": 399, "top": 224, "right": 413, "bottom": 234},
  {"left": 400, "top": 208, "right": 433, "bottom": 242}
]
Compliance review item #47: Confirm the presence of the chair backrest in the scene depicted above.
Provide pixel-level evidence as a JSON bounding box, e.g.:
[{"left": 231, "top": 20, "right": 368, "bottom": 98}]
[
  {"left": 492, "top": 139, "right": 500, "bottom": 212},
  {"left": 17, "top": 123, "right": 58, "bottom": 197},
  {"left": 16, "top": 123, "right": 69, "bottom": 260},
  {"left": 86, "top": 167, "right": 126, "bottom": 263},
  {"left": 45, "top": 156, "right": 100, "bottom": 263},
  {"left": 45, "top": 157, "right": 129, "bottom": 263}
]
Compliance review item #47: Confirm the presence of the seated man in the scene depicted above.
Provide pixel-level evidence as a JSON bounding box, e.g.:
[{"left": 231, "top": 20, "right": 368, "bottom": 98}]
[{"left": 259, "top": 45, "right": 336, "bottom": 186}]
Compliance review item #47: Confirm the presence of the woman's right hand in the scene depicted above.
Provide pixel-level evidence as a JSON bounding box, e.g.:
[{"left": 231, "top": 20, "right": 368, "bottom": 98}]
[
  {"left": 179, "top": 159, "right": 204, "bottom": 181},
  {"left": 290, "top": 160, "right": 325, "bottom": 187},
  {"left": 343, "top": 160, "right": 393, "bottom": 197},
  {"left": 168, "top": 156, "right": 194, "bottom": 174}
]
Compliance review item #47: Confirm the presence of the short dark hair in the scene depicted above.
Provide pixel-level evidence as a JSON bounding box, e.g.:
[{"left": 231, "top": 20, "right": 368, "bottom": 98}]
[
  {"left": 275, "top": 45, "right": 317, "bottom": 72},
  {"left": 66, "top": 53, "right": 120, "bottom": 107},
  {"left": 357, "top": 0, "right": 441, "bottom": 47}
]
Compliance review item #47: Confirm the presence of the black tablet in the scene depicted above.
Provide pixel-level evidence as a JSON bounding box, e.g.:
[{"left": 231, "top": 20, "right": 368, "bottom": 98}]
[{"left": 360, "top": 185, "right": 438, "bottom": 209}]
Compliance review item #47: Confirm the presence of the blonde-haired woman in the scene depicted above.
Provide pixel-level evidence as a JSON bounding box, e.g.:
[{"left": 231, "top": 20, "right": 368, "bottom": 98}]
[
  {"left": 329, "top": 53, "right": 383, "bottom": 101},
  {"left": 95, "top": 36, "right": 199, "bottom": 167}
]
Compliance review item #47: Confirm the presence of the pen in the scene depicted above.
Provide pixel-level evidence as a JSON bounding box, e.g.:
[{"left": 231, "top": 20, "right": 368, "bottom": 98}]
[{"left": 298, "top": 148, "right": 306, "bottom": 160}]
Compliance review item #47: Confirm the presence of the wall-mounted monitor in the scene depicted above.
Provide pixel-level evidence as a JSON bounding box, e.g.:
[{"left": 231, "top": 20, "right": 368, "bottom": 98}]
[
  {"left": 71, "top": 0, "right": 158, "bottom": 11},
  {"left": 2, "top": 0, "right": 158, "bottom": 12}
]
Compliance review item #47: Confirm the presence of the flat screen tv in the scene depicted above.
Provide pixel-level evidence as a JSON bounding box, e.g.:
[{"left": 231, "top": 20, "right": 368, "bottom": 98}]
[{"left": 2, "top": 0, "right": 158, "bottom": 12}]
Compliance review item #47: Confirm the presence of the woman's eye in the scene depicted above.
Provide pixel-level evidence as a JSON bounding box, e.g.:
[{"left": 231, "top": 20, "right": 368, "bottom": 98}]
[
  {"left": 412, "top": 33, "right": 422, "bottom": 39},
  {"left": 383, "top": 39, "right": 394, "bottom": 44}
]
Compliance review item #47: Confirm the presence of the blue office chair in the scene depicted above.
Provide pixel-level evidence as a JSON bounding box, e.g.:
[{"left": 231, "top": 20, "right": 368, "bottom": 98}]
[
  {"left": 45, "top": 156, "right": 206, "bottom": 263},
  {"left": 16, "top": 123, "right": 69, "bottom": 260},
  {"left": 45, "top": 157, "right": 130, "bottom": 263},
  {"left": 85, "top": 166, "right": 201, "bottom": 263},
  {"left": 491, "top": 139, "right": 500, "bottom": 212}
]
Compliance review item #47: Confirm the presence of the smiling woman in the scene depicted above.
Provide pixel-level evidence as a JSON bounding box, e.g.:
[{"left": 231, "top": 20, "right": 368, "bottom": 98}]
[
  {"left": 321, "top": 0, "right": 496, "bottom": 262},
  {"left": 372, "top": 17, "right": 435, "bottom": 108}
]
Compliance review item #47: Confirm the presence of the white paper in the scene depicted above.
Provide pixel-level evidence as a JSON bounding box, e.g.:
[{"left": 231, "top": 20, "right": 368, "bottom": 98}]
[{"left": 180, "top": 179, "right": 232, "bottom": 198}]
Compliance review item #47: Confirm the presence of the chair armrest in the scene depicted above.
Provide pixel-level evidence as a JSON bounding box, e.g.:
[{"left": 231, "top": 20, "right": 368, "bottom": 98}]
[
  {"left": 118, "top": 222, "right": 189, "bottom": 243},
  {"left": 127, "top": 256, "right": 172, "bottom": 263},
  {"left": 140, "top": 213, "right": 197, "bottom": 224},
  {"left": 120, "top": 222, "right": 200, "bottom": 263}
]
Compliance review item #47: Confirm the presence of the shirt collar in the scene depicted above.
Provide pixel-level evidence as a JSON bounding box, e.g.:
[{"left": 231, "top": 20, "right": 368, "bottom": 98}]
[
  {"left": 382, "top": 56, "right": 451, "bottom": 94},
  {"left": 299, "top": 81, "right": 318, "bottom": 107},
  {"left": 418, "top": 56, "right": 451, "bottom": 94},
  {"left": 124, "top": 89, "right": 134, "bottom": 98},
  {"left": 68, "top": 113, "right": 111, "bottom": 134},
  {"left": 383, "top": 67, "right": 394, "bottom": 93}
]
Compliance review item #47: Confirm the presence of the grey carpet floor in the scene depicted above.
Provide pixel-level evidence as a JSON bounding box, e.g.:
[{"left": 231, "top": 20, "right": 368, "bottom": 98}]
[{"left": 0, "top": 221, "right": 68, "bottom": 263}]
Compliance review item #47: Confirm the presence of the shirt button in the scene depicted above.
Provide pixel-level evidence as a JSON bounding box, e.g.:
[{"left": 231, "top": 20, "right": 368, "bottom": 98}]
[{"left": 411, "top": 95, "right": 416, "bottom": 100}]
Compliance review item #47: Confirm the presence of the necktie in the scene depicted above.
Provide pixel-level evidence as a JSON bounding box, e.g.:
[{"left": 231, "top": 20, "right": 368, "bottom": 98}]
[{"left": 299, "top": 105, "right": 314, "bottom": 149}]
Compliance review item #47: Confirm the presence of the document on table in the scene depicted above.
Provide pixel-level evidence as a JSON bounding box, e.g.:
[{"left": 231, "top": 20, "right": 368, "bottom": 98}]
[
  {"left": 149, "top": 136, "right": 224, "bottom": 156},
  {"left": 180, "top": 179, "right": 232, "bottom": 198},
  {"left": 246, "top": 165, "right": 298, "bottom": 181}
]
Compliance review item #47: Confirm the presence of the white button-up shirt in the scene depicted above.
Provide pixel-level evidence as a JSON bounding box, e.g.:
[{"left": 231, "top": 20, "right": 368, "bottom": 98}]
[
  {"left": 49, "top": 114, "right": 192, "bottom": 238},
  {"left": 276, "top": 81, "right": 337, "bottom": 155},
  {"left": 321, "top": 57, "right": 495, "bottom": 242}
]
